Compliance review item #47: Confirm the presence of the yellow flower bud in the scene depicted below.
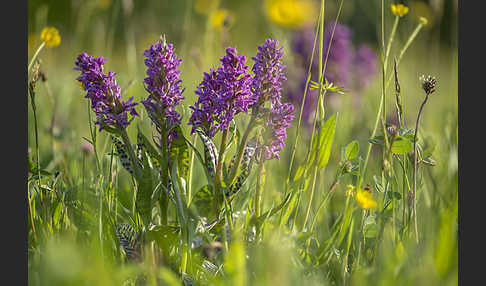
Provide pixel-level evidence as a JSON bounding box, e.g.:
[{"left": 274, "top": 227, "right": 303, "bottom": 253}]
[
  {"left": 391, "top": 4, "right": 409, "bottom": 17},
  {"left": 40, "top": 27, "right": 61, "bottom": 48}
]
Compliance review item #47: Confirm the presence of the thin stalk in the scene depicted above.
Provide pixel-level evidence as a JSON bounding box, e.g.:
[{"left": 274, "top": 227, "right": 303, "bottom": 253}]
[
  {"left": 302, "top": 0, "right": 345, "bottom": 231},
  {"left": 214, "top": 128, "right": 229, "bottom": 213},
  {"left": 385, "top": 21, "right": 426, "bottom": 89},
  {"left": 29, "top": 85, "right": 42, "bottom": 193},
  {"left": 227, "top": 117, "right": 255, "bottom": 186},
  {"left": 87, "top": 102, "right": 101, "bottom": 172},
  {"left": 27, "top": 182, "right": 38, "bottom": 245},
  {"left": 187, "top": 136, "right": 198, "bottom": 205},
  {"left": 412, "top": 93, "right": 430, "bottom": 242},
  {"left": 284, "top": 9, "right": 321, "bottom": 193},
  {"left": 384, "top": 16, "right": 400, "bottom": 68},
  {"left": 159, "top": 128, "right": 169, "bottom": 225},
  {"left": 302, "top": 0, "right": 326, "bottom": 232},
  {"left": 28, "top": 42, "right": 45, "bottom": 74},
  {"left": 119, "top": 128, "right": 142, "bottom": 180},
  {"left": 254, "top": 159, "right": 265, "bottom": 238}
]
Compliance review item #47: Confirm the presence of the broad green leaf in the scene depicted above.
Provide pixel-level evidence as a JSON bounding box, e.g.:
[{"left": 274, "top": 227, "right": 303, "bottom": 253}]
[
  {"left": 195, "top": 129, "right": 218, "bottom": 180},
  {"left": 115, "top": 224, "right": 141, "bottom": 261},
  {"left": 191, "top": 185, "right": 213, "bottom": 218},
  {"left": 52, "top": 201, "right": 63, "bottom": 228},
  {"left": 112, "top": 136, "right": 135, "bottom": 175},
  {"left": 317, "top": 113, "right": 338, "bottom": 170},
  {"left": 134, "top": 138, "right": 154, "bottom": 226},
  {"left": 344, "top": 140, "right": 359, "bottom": 160},
  {"left": 170, "top": 126, "right": 190, "bottom": 180},
  {"left": 146, "top": 225, "right": 180, "bottom": 251},
  {"left": 136, "top": 131, "right": 161, "bottom": 169},
  {"left": 391, "top": 136, "right": 413, "bottom": 154}
]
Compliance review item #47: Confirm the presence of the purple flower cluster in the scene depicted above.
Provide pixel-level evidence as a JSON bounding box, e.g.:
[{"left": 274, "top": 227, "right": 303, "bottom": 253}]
[
  {"left": 75, "top": 52, "right": 138, "bottom": 131},
  {"left": 251, "top": 39, "right": 287, "bottom": 106},
  {"left": 142, "top": 40, "right": 184, "bottom": 128},
  {"left": 188, "top": 47, "right": 254, "bottom": 138},
  {"left": 251, "top": 39, "right": 294, "bottom": 161},
  {"left": 286, "top": 22, "right": 378, "bottom": 129},
  {"left": 261, "top": 103, "right": 295, "bottom": 161}
]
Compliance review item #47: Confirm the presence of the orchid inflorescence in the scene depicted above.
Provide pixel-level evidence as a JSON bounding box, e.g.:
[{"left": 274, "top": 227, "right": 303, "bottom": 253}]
[{"left": 74, "top": 37, "right": 295, "bottom": 225}]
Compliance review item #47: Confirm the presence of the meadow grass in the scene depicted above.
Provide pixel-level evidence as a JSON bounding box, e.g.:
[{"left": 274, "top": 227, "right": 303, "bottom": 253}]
[{"left": 28, "top": 0, "right": 457, "bottom": 285}]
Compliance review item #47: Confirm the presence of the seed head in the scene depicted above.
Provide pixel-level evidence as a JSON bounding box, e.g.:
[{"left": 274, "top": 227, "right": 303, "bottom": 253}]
[{"left": 419, "top": 75, "right": 437, "bottom": 95}]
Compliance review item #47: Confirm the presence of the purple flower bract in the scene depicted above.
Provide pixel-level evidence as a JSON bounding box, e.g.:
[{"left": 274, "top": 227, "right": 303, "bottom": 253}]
[
  {"left": 74, "top": 52, "right": 138, "bottom": 131},
  {"left": 188, "top": 47, "right": 254, "bottom": 138},
  {"left": 142, "top": 40, "right": 184, "bottom": 128}
]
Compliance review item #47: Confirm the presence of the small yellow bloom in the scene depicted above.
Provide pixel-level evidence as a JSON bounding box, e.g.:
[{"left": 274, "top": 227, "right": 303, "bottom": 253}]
[
  {"left": 356, "top": 188, "right": 377, "bottom": 210},
  {"left": 345, "top": 185, "right": 355, "bottom": 197},
  {"left": 210, "top": 9, "right": 235, "bottom": 30},
  {"left": 265, "top": 0, "right": 316, "bottom": 29},
  {"left": 40, "top": 27, "right": 61, "bottom": 48},
  {"left": 420, "top": 17, "right": 428, "bottom": 25},
  {"left": 391, "top": 4, "right": 409, "bottom": 17}
]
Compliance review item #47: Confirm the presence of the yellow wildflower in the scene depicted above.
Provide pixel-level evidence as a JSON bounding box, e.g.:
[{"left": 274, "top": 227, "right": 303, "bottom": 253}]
[
  {"left": 40, "top": 27, "right": 61, "bottom": 48},
  {"left": 345, "top": 185, "right": 355, "bottom": 197},
  {"left": 210, "top": 9, "right": 235, "bottom": 30},
  {"left": 356, "top": 188, "right": 377, "bottom": 210},
  {"left": 265, "top": 0, "right": 316, "bottom": 29},
  {"left": 391, "top": 4, "right": 409, "bottom": 17}
]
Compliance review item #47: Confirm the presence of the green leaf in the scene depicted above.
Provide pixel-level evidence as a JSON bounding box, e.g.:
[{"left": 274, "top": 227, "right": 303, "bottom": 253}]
[
  {"left": 115, "top": 224, "right": 141, "bottom": 261},
  {"left": 344, "top": 140, "right": 359, "bottom": 160},
  {"left": 368, "top": 135, "right": 384, "bottom": 146},
  {"left": 134, "top": 137, "right": 154, "bottom": 226},
  {"left": 226, "top": 143, "right": 256, "bottom": 200},
  {"left": 191, "top": 185, "right": 213, "bottom": 218},
  {"left": 170, "top": 126, "right": 190, "bottom": 180},
  {"left": 195, "top": 129, "right": 218, "bottom": 180},
  {"left": 112, "top": 136, "right": 135, "bottom": 175},
  {"left": 52, "top": 201, "right": 63, "bottom": 228},
  {"left": 317, "top": 113, "right": 338, "bottom": 170},
  {"left": 136, "top": 131, "right": 161, "bottom": 169},
  {"left": 146, "top": 225, "right": 180, "bottom": 252},
  {"left": 391, "top": 136, "right": 413, "bottom": 154}
]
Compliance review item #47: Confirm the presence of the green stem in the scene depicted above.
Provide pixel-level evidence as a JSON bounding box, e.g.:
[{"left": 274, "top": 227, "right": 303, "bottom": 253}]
[
  {"left": 159, "top": 129, "right": 169, "bottom": 225},
  {"left": 187, "top": 136, "right": 198, "bottom": 205},
  {"left": 384, "top": 16, "right": 400, "bottom": 67},
  {"left": 119, "top": 128, "right": 142, "bottom": 180},
  {"left": 228, "top": 117, "right": 255, "bottom": 186},
  {"left": 28, "top": 42, "right": 45, "bottom": 75},
  {"left": 214, "top": 128, "right": 229, "bottom": 213},
  {"left": 254, "top": 159, "right": 265, "bottom": 238},
  {"left": 412, "top": 93, "right": 430, "bottom": 243},
  {"left": 385, "top": 22, "right": 426, "bottom": 89}
]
